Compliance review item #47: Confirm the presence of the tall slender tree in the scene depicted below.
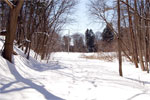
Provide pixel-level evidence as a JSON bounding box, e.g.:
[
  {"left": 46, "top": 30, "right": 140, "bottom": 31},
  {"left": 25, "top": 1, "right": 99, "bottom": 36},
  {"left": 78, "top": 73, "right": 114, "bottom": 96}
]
[{"left": 117, "top": 0, "right": 123, "bottom": 76}]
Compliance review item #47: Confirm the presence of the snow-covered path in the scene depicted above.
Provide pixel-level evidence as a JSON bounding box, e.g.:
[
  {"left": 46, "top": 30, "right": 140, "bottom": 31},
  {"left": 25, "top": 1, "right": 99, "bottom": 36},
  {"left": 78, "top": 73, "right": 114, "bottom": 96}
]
[
  {"left": 1, "top": 50, "right": 150, "bottom": 100},
  {"left": 51, "top": 53, "right": 150, "bottom": 100}
]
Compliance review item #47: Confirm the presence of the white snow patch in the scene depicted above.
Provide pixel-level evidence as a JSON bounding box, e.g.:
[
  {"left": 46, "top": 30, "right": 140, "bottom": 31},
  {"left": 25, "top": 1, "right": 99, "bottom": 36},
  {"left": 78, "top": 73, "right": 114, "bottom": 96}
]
[{"left": 0, "top": 37, "right": 150, "bottom": 100}]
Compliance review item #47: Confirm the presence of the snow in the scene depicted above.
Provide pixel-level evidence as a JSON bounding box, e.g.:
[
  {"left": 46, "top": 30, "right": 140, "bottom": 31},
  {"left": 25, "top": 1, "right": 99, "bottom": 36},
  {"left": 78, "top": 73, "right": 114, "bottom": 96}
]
[
  {"left": 34, "top": 32, "right": 49, "bottom": 37},
  {"left": 0, "top": 36, "right": 150, "bottom": 100}
]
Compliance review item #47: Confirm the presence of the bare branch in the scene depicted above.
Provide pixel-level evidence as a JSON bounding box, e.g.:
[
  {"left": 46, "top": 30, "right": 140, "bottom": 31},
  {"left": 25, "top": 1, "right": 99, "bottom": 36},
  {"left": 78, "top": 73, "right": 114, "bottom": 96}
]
[
  {"left": 16, "top": 0, "right": 24, "bottom": 15},
  {"left": 120, "top": 0, "right": 150, "bottom": 21},
  {"left": 4, "top": 0, "right": 14, "bottom": 9}
]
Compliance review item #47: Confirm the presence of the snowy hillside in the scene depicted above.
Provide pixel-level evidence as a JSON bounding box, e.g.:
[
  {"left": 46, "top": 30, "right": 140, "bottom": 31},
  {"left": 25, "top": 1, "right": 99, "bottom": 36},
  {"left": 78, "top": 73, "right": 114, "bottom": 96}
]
[{"left": 0, "top": 36, "right": 150, "bottom": 100}]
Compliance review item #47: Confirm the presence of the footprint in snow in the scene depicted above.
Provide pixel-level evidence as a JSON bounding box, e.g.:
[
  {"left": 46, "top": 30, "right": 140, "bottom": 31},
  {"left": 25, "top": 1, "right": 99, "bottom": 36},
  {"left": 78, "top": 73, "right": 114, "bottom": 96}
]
[{"left": 91, "top": 81, "right": 97, "bottom": 87}]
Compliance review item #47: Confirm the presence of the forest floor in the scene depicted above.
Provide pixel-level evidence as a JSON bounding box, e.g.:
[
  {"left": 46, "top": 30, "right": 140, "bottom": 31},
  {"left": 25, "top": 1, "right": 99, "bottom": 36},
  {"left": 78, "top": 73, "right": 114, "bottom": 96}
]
[{"left": 0, "top": 36, "right": 150, "bottom": 100}]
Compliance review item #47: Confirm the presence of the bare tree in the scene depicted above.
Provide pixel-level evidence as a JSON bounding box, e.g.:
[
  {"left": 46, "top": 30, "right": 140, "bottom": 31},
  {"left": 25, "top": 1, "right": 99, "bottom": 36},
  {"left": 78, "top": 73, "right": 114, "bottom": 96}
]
[
  {"left": 72, "top": 33, "right": 86, "bottom": 52},
  {"left": 3, "top": 0, "right": 24, "bottom": 62},
  {"left": 117, "top": 0, "right": 123, "bottom": 76},
  {"left": 89, "top": 0, "right": 150, "bottom": 73}
]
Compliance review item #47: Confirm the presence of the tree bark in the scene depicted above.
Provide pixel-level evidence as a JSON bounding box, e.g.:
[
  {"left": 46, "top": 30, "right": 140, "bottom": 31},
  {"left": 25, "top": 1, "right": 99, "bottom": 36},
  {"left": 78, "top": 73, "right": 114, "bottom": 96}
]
[
  {"left": 126, "top": 0, "right": 139, "bottom": 68},
  {"left": 117, "top": 0, "right": 123, "bottom": 76},
  {"left": 134, "top": 0, "right": 145, "bottom": 71},
  {"left": 145, "top": 0, "right": 150, "bottom": 73},
  {"left": 3, "top": 0, "right": 24, "bottom": 62}
]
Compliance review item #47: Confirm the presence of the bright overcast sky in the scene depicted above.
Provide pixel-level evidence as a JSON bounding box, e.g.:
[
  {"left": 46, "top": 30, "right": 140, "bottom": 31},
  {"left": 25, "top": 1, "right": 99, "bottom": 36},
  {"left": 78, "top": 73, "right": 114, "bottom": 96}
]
[{"left": 64, "top": 0, "right": 105, "bottom": 35}]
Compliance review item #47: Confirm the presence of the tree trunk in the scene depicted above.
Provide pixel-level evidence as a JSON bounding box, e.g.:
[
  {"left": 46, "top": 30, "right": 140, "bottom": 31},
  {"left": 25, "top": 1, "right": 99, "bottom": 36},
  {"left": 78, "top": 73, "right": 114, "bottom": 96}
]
[
  {"left": 126, "top": 0, "right": 139, "bottom": 68},
  {"left": 117, "top": 0, "right": 123, "bottom": 76},
  {"left": 3, "top": 0, "right": 24, "bottom": 62},
  {"left": 134, "top": 0, "right": 145, "bottom": 71},
  {"left": 145, "top": 0, "right": 150, "bottom": 73}
]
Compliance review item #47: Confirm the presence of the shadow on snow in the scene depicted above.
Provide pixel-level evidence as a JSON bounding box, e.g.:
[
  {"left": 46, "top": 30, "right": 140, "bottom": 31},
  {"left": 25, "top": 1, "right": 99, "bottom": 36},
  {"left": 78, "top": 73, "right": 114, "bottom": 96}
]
[
  {"left": 17, "top": 55, "right": 67, "bottom": 72},
  {"left": 0, "top": 61, "right": 64, "bottom": 100}
]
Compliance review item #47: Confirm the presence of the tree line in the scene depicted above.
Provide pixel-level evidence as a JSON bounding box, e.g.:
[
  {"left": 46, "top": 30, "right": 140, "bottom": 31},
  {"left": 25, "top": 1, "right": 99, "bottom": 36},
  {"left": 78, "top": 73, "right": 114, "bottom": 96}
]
[
  {"left": 0, "top": 0, "right": 115, "bottom": 58},
  {"left": 60, "top": 25, "right": 115, "bottom": 53},
  {"left": 0, "top": 0, "right": 115, "bottom": 63},
  {"left": 1, "top": 0, "right": 149, "bottom": 76},
  {"left": 0, "top": 0, "right": 77, "bottom": 62},
  {"left": 89, "top": 0, "right": 150, "bottom": 76}
]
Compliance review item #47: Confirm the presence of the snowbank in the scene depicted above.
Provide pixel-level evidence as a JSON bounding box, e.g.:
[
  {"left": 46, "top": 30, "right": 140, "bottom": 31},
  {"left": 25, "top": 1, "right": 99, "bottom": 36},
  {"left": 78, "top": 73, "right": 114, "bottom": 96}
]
[{"left": 0, "top": 36, "right": 150, "bottom": 100}]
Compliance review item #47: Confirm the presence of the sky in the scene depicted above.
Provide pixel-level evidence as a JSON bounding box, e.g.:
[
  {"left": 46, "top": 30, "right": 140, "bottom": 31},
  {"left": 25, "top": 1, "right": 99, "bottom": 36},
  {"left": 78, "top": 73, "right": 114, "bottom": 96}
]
[{"left": 64, "top": 0, "right": 105, "bottom": 35}]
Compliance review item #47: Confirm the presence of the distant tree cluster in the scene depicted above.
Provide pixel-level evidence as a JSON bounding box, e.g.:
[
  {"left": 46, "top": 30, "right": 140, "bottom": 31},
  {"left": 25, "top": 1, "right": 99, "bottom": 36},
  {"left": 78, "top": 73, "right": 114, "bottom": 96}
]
[
  {"left": 61, "top": 33, "right": 86, "bottom": 52},
  {"left": 72, "top": 33, "right": 86, "bottom": 52},
  {"left": 101, "top": 24, "right": 114, "bottom": 42},
  {"left": 60, "top": 26, "right": 116, "bottom": 53},
  {"left": 97, "top": 24, "right": 116, "bottom": 52},
  {"left": 85, "top": 29, "right": 96, "bottom": 52}
]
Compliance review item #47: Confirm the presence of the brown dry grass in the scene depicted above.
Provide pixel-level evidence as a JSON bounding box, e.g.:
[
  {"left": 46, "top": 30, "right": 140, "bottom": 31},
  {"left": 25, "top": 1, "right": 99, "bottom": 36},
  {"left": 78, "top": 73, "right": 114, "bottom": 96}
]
[{"left": 80, "top": 52, "right": 117, "bottom": 62}]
